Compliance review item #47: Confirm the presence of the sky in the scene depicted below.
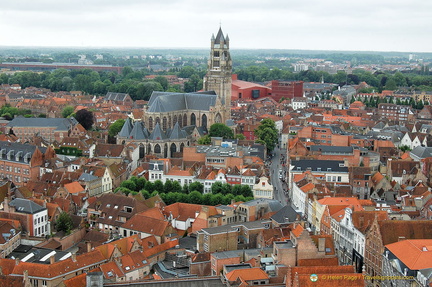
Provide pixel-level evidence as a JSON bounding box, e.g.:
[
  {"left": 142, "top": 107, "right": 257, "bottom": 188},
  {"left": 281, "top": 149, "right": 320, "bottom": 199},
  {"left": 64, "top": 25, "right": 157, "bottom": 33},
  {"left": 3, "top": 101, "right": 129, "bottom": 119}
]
[{"left": 1, "top": 0, "right": 432, "bottom": 53}]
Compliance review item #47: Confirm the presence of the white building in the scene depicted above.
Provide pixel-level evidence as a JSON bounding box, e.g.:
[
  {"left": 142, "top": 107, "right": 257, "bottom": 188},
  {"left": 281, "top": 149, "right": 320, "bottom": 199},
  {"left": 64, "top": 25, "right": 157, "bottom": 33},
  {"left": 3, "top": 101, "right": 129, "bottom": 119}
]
[{"left": 252, "top": 176, "right": 273, "bottom": 199}]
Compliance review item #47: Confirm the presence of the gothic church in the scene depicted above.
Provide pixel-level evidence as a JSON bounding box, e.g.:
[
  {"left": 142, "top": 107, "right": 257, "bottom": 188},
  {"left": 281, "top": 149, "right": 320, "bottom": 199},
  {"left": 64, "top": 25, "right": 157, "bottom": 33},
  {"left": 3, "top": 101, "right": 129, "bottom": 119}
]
[{"left": 117, "top": 28, "right": 232, "bottom": 158}]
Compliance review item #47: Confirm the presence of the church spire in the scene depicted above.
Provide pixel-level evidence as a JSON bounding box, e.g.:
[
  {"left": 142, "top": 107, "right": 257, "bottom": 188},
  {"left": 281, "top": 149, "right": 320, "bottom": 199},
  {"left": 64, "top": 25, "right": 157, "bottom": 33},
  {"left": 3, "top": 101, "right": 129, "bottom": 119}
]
[{"left": 203, "top": 27, "right": 232, "bottom": 124}]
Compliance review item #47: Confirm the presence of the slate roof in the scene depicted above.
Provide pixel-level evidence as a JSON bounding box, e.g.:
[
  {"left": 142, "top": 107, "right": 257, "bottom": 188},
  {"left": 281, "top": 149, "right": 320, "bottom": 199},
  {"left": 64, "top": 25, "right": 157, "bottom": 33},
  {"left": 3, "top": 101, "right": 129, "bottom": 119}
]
[
  {"left": 105, "top": 92, "right": 129, "bottom": 102},
  {"left": 147, "top": 91, "right": 217, "bottom": 113},
  {"left": 410, "top": 146, "right": 432, "bottom": 160},
  {"left": 271, "top": 205, "right": 301, "bottom": 224},
  {"left": 9, "top": 198, "right": 45, "bottom": 214},
  {"left": 169, "top": 122, "right": 187, "bottom": 140},
  {"left": 213, "top": 27, "right": 226, "bottom": 44},
  {"left": 0, "top": 141, "right": 46, "bottom": 164},
  {"left": 129, "top": 121, "right": 149, "bottom": 140},
  {"left": 149, "top": 123, "right": 167, "bottom": 141},
  {"left": 6, "top": 117, "right": 75, "bottom": 131},
  {"left": 310, "top": 145, "right": 354, "bottom": 154},
  {"left": 118, "top": 117, "right": 133, "bottom": 138},
  {"left": 291, "top": 160, "right": 348, "bottom": 173}
]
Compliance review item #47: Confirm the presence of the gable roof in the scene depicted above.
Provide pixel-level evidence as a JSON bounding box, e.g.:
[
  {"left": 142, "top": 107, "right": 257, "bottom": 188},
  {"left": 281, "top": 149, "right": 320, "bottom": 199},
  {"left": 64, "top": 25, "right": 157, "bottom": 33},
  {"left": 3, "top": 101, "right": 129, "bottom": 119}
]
[
  {"left": 226, "top": 267, "right": 268, "bottom": 282},
  {"left": 378, "top": 220, "right": 432, "bottom": 245},
  {"left": 386, "top": 239, "right": 432, "bottom": 270},
  {"left": 147, "top": 91, "right": 217, "bottom": 113},
  {"left": 9, "top": 198, "right": 45, "bottom": 214}
]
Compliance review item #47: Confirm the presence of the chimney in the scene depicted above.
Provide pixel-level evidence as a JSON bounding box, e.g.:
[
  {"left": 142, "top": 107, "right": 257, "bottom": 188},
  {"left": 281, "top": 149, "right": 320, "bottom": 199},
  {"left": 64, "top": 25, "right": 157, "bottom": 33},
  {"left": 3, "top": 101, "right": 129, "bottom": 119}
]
[
  {"left": 318, "top": 237, "right": 326, "bottom": 252},
  {"left": 15, "top": 258, "right": 19, "bottom": 266},
  {"left": 359, "top": 216, "right": 364, "bottom": 228},
  {"left": 23, "top": 270, "right": 29, "bottom": 284},
  {"left": 86, "top": 241, "right": 92, "bottom": 252},
  {"left": 3, "top": 197, "right": 9, "bottom": 213},
  {"left": 50, "top": 255, "right": 55, "bottom": 264},
  {"left": 0, "top": 266, "right": 2, "bottom": 275},
  {"left": 71, "top": 252, "right": 77, "bottom": 262}
]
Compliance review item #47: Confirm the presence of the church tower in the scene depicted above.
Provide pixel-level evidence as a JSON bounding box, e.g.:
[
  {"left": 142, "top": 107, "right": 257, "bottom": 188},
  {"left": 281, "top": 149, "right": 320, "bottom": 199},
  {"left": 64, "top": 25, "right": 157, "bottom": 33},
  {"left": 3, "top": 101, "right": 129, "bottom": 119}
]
[{"left": 203, "top": 27, "right": 232, "bottom": 123}]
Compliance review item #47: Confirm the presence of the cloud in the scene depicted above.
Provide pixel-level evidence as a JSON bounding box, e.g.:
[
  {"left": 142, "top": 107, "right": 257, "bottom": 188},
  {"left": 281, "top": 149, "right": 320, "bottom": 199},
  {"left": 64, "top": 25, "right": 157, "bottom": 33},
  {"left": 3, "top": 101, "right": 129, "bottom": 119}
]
[{"left": 0, "top": 0, "right": 431, "bottom": 52}]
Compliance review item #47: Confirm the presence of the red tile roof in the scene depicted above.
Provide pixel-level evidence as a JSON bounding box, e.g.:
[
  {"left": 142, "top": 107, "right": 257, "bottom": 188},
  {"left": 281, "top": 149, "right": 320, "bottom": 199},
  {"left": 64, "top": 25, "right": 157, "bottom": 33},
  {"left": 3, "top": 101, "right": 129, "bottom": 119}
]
[
  {"left": 386, "top": 239, "right": 432, "bottom": 270},
  {"left": 226, "top": 267, "right": 269, "bottom": 282}
]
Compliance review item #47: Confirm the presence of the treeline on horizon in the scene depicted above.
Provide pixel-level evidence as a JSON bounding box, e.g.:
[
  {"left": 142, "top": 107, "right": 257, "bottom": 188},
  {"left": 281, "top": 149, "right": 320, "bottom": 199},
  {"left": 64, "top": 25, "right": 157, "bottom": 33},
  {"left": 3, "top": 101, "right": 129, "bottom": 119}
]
[{"left": 1, "top": 64, "right": 432, "bottom": 101}]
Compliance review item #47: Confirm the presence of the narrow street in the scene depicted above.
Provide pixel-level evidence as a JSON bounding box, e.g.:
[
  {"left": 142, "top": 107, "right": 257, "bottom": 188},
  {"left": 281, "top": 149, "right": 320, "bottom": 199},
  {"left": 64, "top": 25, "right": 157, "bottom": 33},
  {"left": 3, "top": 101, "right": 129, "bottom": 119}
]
[{"left": 269, "top": 146, "right": 289, "bottom": 206}]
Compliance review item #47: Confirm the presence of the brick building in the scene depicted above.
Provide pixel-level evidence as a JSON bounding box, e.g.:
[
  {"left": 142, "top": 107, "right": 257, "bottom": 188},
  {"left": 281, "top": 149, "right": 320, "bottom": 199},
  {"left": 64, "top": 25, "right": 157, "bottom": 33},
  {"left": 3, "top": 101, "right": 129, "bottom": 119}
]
[
  {"left": 1, "top": 198, "right": 49, "bottom": 237},
  {"left": 364, "top": 219, "right": 432, "bottom": 284},
  {"left": 231, "top": 75, "right": 271, "bottom": 101},
  {"left": 270, "top": 80, "right": 303, "bottom": 101},
  {"left": 0, "top": 141, "right": 55, "bottom": 187},
  {"left": 378, "top": 103, "right": 415, "bottom": 122},
  {"left": 5, "top": 117, "right": 84, "bottom": 143}
]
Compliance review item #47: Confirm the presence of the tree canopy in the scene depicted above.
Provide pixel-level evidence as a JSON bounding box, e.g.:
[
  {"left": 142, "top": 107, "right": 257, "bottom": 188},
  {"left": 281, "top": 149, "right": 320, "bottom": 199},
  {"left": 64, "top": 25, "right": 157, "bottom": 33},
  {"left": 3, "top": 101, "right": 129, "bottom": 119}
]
[
  {"left": 255, "top": 118, "right": 279, "bottom": 152},
  {"left": 75, "top": 109, "right": 94, "bottom": 130},
  {"left": 61, "top": 106, "right": 74, "bottom": 118},
  {"left": 56, "top": 212, "right": 73, "bottom": 235},
  {"left": 108, "top": 119, "right": 125, "bottom": 137},
  {"left": 209, "top": 123, "right": 234, "bottom": 139}
]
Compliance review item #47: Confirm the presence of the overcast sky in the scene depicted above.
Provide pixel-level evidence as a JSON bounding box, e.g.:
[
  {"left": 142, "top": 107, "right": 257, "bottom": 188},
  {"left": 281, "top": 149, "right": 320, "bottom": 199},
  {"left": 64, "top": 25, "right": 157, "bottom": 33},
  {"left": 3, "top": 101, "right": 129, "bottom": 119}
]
[{"left": 1, "top": 0, "right": 431, "bottom": 52}]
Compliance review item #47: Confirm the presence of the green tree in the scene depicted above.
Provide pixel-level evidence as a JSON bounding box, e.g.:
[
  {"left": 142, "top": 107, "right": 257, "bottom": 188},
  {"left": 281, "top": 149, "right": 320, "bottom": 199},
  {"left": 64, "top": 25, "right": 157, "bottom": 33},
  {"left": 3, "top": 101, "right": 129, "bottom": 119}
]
[
  {"left": 255, "top": 118, "right": 279, "bottom": 152},
  {"left": 144, "top": 181, "right": 155, "bottom": 192},
  {"left": 198, "top": 135, "right": 211, "bottom": 145},
  {"left": 141, "top": 189, "right": 151, "bottom": 199},
  {"left": 189, "top": 182, "right": 204, "bottom": 194},
  {"left": 154, "top": 76, "right": 169, "bottom": 91},
  {"left": 120, "top": 180, "right": 137, "bottom": 191},
  {"left": 164, "top": 180, "right": 174, "bottom": 193},
  {"left": 108, "top": 119, "right": 125, "bottom": 137},
  {"left": 209, "top": 123, "right": 234, "bottom": 139},
  {"left": 235, "top": 134, "right": 246, "bottom": 140},
  {"left": 61, "top": 106, "right": 74, "bottom": 118},
  {"left": 211, "top": 182, "right": 224, "bottom": 194},
  {"left": 56, "top": 212, "right": 73, "bottom": 235},
  {"left": 188, "top": 191, "right": 202, "bottom": 204},
  {"left": 153, "top": 180, "right": 164, "bottom": 193},
  {"left": 172, "top": 180, "right": 182, "bottom": 193}
]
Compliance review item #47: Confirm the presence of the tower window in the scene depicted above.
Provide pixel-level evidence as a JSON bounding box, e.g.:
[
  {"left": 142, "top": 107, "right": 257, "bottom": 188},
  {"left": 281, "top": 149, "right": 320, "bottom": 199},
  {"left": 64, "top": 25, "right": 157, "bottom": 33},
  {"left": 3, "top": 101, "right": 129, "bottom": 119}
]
[
  {"left": 213, "top": 61, "right": 220, "bottom": 67},
  {"left": 214, "top": 51, "right": 220, "bottom": 57}
]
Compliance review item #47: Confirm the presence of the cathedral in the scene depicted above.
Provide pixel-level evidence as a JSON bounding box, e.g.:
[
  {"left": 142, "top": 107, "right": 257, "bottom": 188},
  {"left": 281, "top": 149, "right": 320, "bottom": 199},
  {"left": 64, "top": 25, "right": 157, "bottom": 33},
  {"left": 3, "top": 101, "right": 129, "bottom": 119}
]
[{"left": 117, "top": 27, "right": 233, "bottom": 158}]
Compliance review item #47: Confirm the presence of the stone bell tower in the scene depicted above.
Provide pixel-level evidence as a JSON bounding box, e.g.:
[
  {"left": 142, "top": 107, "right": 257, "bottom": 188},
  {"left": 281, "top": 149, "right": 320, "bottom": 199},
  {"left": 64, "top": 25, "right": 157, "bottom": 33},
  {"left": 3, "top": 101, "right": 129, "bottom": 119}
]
[{"left": 203, "top": 27, "right": 232, "bottom": 123}]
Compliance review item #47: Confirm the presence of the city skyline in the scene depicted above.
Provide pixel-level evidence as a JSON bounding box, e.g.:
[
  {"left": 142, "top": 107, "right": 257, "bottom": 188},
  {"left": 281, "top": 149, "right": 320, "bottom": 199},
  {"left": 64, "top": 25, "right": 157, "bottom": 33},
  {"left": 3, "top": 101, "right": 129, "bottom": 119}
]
[{"left": 1, "top": 0, "right": 432, "bottom": 53}]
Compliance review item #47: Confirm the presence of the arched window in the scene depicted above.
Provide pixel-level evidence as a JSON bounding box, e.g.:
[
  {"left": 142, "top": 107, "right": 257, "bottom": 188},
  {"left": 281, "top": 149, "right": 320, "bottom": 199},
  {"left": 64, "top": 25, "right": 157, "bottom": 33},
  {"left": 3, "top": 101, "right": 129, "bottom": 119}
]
[
  {"left": 164, "top": 143, "right": 168, "bottom": 158},
  {"left": 173, "top": 115, "right": 178, "bottom": 127},
  {"left": 183, "top": 114, "right": 187, "bottom": 127},
  {"left": 162, "top": 117, "right": 167, "bottom": 131},
  {"left": 215, "top": 113, "right": 222, "bottom": 123},
  {"left": 201, "top": 114, "right": 207, "bottom": 128},
  {"left": 155, "top": 117, "right": 160, "bottom": 125},
  {"left": 190, "top": 113, "right": 196, "bottom": 126},
  {"left": 154, "top": 144, "right": 161, "bottom": 154},
  {"left": 168, "top": 116, "right": 172, "bottom": 129},
  {"left": 149, "top": 117, "right": 153, "bottom": 131},
  {"left": 170, "top": 143, "right": 177, "bottom": 157},
  {"left": 180, "top": 143, "right": 185, "bottom": 152}
]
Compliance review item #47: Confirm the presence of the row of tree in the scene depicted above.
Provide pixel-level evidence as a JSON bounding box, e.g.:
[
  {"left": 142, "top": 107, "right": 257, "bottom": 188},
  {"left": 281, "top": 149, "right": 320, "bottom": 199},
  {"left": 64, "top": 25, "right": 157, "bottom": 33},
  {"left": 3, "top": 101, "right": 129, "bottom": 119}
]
[
  {"left": 0, "top": 65, "right": 205, "bottom": 100},
  {"left": 353, "top": 95, "right": 428, "bottom": 110},
  {"left": 114, "top": 176, "right": 254, "bottom": 206}
]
